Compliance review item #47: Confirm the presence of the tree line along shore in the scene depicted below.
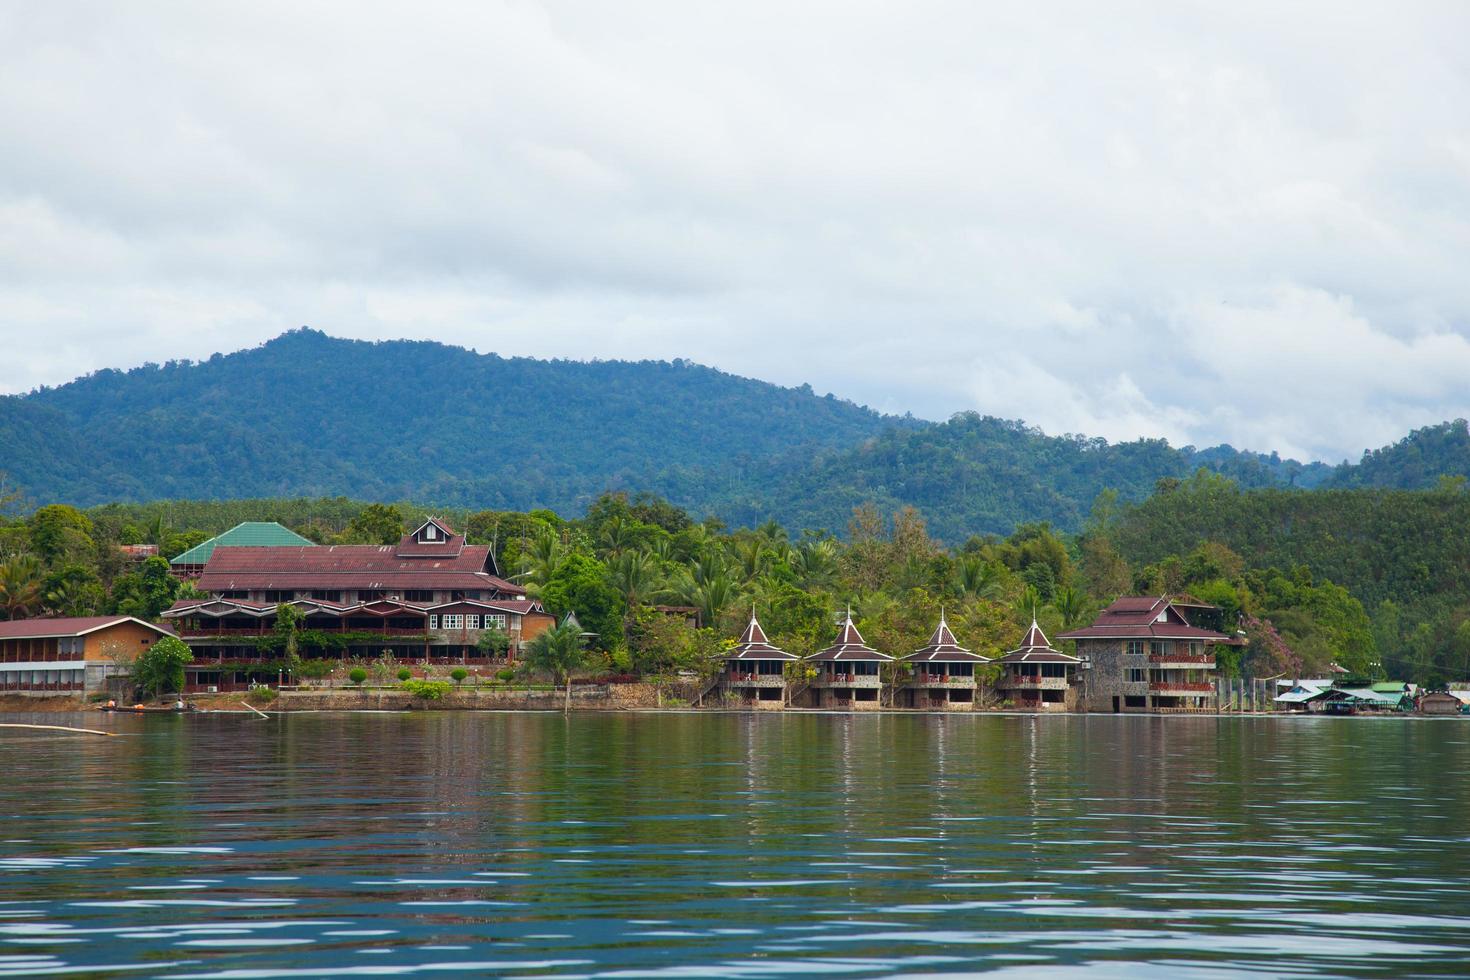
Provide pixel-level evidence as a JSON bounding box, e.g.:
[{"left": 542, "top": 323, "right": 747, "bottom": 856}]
[{"left": 2, "top": 471, "right": 1470, "bottom": 704}]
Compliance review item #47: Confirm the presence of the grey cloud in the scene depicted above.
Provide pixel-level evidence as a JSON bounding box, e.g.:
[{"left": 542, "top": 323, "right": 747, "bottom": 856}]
[{"left": 1, "top": 1, "right": 1468, "bottom": 462}]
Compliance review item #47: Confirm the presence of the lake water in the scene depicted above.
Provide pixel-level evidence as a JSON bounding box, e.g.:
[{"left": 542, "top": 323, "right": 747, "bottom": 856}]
[{"left": 2, "top": 711, "right": 1469, "bottom": 978}]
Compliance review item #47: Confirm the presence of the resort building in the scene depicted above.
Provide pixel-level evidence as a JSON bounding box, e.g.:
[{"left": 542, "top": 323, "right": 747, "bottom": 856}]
[
  {"left": 801, "top": 611, "right": 893, "bottom": 710},
  {"left": 0, "top": 616, "right": 174, "bottom": 696},
  {"left": 993, "top": 619, "right": 1081, "bottom": 711},
  {"left": 1059, "top": 596, "right": 1233, "bottom": 713},
  {"left": 900, "top": 613, "right": 990, "bottom": 710},
  {"left": 719, "top": 613, "right": 798, "bottom": 708},
  {"left": 162, "top": 518, "right": 555, "bottom": 690},
  {"left": 169, "top": 521, "right": 314, "bottom": 579}
]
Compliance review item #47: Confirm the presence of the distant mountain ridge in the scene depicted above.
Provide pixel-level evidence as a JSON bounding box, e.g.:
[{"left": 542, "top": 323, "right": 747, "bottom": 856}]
[{"left": 3, "top": 329, "right": 1467, "bottom": 538}]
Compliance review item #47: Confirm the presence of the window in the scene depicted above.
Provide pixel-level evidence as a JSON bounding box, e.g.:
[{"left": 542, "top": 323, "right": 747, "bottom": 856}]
[
  {"left": 428, "top": 615, "right": 439, "bottom": 630},
  {"left": 1126, "top": 668, "right": 1146, "bottom": 683},
  {"left": 310, "top": 590, "right": 342, "bottom": 603},
  {"left": 1126, "top": 640, "right": 1146, "bottom": 657},
  {"left": 423, "top": 523, "right": 438, "bottom": 540},
  {"left": 1190, "top": 642, "right": 1203, "bottom": 656},
  {"left": 443, "top": 615, "right": 463, "bottom": 630},
  {"left": 404, "top": 590, "right": 433, "bottom": 603},
  {"left": 466, "top": 614, "right": 480, "bottom": 629},
  {"left": 485, "top": 614, "right": 507, "bottom": 629}
]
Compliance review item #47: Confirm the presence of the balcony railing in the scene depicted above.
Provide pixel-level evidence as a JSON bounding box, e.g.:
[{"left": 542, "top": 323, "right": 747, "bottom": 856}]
[
  {"left": 1149, "top": 681, "right": 1215, "bottom": 693},
  {"left": 812, "top": 673, "right": 882, "bottom": 687},
  {"left": 1148, "top": 653, "right": 1214, "bottom": 665},
  {"left": 1000, "top": 675, "right": 1070, "bottom": 689},
  {"left": 724, "top": 673, "right": 786, "bottom": 687},
  {"left": 911, "top": 673, "right": 977, "bottom": 687}
]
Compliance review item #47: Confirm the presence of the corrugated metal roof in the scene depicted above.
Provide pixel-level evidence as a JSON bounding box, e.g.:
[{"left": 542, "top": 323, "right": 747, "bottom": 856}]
[
  {"left": 195, "top": 544, "right": 520, "bottom": 595},
  {"left": 171, "top": 522, "right": 314, "bottom": 566},
  {"left": 0, "top": 616, "right": 173, "bottom": 640}
]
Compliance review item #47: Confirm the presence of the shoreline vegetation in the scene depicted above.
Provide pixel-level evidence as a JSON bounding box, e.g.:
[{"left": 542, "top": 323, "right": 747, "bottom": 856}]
[{"left": 3, "top": 474, "right": 1470, "bottom": 705}]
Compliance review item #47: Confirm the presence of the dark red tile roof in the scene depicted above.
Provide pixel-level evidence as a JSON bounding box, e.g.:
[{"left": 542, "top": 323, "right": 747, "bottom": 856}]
[
  {"left": 165, "top": 597, "right": 545, "bottom": 618},
  {"left": 196, "top": 545, "right": 521, "bottom": 596},
  {"left": 1057, "top": 596, "right": 1233, "bottom": 643},
  {"left": 0, "top": 616, "right": 172, "bottom": 639},
  {"left": 727, "top": 614, "right": 798, "bottom": 661},
  {"left": 994, "top": 620, "right": 1081, "bottom": 665},
  {"left": 905, "top": 615, "right": 990, "bottom": 663},
  {"left": 810, "top": 613, "right": 893, "bottom": 662}
]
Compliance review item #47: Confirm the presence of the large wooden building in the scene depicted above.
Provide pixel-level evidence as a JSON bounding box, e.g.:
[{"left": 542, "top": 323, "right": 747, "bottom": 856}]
[{"left": 163, "top": 518, "right": 555, "bottom": 690}]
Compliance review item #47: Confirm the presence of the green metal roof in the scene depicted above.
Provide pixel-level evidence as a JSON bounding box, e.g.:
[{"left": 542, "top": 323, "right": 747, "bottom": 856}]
[{"left": 170, "top": 521, "right": 314, "bottom": 566}]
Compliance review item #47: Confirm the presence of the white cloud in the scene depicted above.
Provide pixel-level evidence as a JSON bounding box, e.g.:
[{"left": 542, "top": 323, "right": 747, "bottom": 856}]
[{"left": 1, "top": 0, "right": 1468, "bottom": 461}]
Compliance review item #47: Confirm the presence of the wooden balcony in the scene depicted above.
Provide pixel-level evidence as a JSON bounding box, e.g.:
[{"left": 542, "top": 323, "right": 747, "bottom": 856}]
[
  {"left": 998, "top": 674, "right": 1070, "bottom": 691},
  {"left": 723, "top": 673, "right": 786, "bottom": 688},
  {"left": 1148, "top": 653, "right": 1215, "bottom": 666},
  {"left": 909, "top": 673, "right": 977, "bottom": 689},
  {"left": 812, "top": 673, "right": 882, "bottom": 688}
]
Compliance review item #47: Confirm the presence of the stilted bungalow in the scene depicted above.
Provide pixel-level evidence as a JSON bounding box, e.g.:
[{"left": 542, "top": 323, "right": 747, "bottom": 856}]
[
  {"left": 801, "top": 611, "right": 893, "bottom": 710},
  {"left": 994, "top": 620, "right": 1081, "bottom": 711},
  {"left": 719, "top": 613, "right": 798, "bottom": 709},
  {"left": 901, "top": 613, "right": 990, "bottom": 710}
]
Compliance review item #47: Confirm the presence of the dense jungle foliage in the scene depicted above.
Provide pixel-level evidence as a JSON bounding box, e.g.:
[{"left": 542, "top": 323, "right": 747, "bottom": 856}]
[{"left": 3, "top": 478, "right": 1467, "bottom": 687}]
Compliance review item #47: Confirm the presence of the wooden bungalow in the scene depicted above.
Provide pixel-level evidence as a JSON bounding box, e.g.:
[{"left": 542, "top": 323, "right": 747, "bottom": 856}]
[
  {"left": 801, "top": 611, "right": 893, "bottom": 710},
  {"left": 994, "top": 619, "right": 1081, "bottom": 711},
  {"left": 900, "top": 613, "right": 990, "bottom": 710},
  {"left": 719, "top": 613, "right": 798, "bottom": 709}
]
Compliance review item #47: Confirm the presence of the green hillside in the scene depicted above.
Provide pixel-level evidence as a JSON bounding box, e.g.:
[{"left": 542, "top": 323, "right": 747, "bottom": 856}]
[{"left": 4, "top": 330, "right": 1469, "bottom": 539}]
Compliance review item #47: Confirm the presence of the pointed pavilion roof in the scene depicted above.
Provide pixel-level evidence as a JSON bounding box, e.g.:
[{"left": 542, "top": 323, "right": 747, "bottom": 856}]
[
  {"left": 994, "top": 619, "right": 1081, "bottom": 664},
  {"left": 170, "top": 521, "right": 313, "bottom": 566},
  {"left": 726, "top": 612, "right": 798, "bottom": 661},
  {"left": 905, "top": 611, "right": 991, "bottom": 663},
  {"left": 809, "top": 608, "right": 893, "bottom": 662}
]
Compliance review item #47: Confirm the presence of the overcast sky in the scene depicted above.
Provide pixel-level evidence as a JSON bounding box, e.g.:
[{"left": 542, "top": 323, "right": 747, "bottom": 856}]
[{"left": 2, "top": 2, "right": 1468, "bottom": 462}]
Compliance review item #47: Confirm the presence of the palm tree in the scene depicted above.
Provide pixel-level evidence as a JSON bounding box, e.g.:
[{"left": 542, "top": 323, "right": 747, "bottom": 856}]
[
  {"left": 609, "top": 550, "right": 661, "bottom": 610},
  {"left": 668, "top": 562, "right": 741, "bottom": 628},
  {"left": 599, "top": 516, "right": 632, "bottom": 557},
  {"left": 732, "top": 537, "right": 766, "bottom": 583},
  {"left": 514, "top": 526, "right": 562, "bottom": 595},
  {"left": 0, "top": 555, "right": 44, "bottom": 620},
  {"left": 957, "top": 557, "right": 1004, "bottom": 599},
  {"left": 1053, "top": 585, "right": 1088, "bottom": 630},
  {"left": 792, "top": 539, "right": 838, "bottom": 591},
  {"left": 523, "top": 622, "right": 589, "bottom": 712}
]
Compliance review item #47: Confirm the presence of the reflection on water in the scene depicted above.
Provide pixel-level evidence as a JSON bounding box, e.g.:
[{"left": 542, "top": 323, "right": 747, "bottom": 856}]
[{"left": 1, "top": 711, "right": 1468, "bottom": 977}]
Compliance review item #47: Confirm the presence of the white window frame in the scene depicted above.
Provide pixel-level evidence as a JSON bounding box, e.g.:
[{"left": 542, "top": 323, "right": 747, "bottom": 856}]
[
  {"left": 485, "top": 613, "right": 507, "bottom": 629},
  {"left": 466, "top": 614, "right": 480, "bottom": 629},
  {"left": 443, "top": 614, "right": 463, "bottom": 630},
  {"left": 428, "top": 614, "right": 439, "bottom": 630}
]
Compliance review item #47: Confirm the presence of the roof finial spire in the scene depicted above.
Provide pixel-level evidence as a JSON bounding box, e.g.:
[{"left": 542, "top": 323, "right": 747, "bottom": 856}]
[{"left": 940, "top": 604, "right": 947, "bottom": 626}]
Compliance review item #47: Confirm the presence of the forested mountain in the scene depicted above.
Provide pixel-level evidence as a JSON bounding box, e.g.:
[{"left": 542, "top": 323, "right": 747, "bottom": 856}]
[
  {"left": 0, "top": 329, "right": 909, "bottom": 514},
  {"left": 737, "top": 413, "right": 1333, "bottom": 540},
  {"left": 1320, "top": 420, "right": 1470, "bottom": 490},
  {"left": 2, "top": 329, "right": 1466, "bottom": 538}
]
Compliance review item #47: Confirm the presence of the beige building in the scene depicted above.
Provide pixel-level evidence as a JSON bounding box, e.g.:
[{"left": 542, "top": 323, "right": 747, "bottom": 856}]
[{"left": 0, "top": 616, "right": 174, "bottom": 696}]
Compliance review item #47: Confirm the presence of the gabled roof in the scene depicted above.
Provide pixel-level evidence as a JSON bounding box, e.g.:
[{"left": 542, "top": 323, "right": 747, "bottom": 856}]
[
  {"left": 196, "top": 544, "right": 521, "bottom": 596},
  {"left": 164, "top": 596, "right": 546, "bottom": 619},
  {"left": 1057, "top": 596, "right": 1232, "bottom": 643},
  {"left": 905, "top": 613, "right": 990, "bottom": 663},
  {"left": 727, "top": 613, "right": 798, "bottom": 661},
  {"left": 395, "top": 518, "right": 469, "bottom": 559},
  {"left": 0, "top": 616, "right": 174, "bottom": 640},
  {"left": 810, "top": 611, "right": 893, "bottom": 662},
  {"left": 994, "top": 619, "right": 1081, "bottom": 665},
  {"left": 171, "top": 522, "right": 314, "bottom": 566}
]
